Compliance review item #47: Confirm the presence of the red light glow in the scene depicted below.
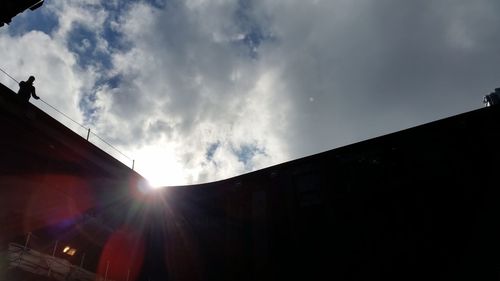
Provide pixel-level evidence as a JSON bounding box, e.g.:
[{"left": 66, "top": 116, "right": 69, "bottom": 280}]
[{"left": 98, "top": 226, "right": 145, "bottom": 281}]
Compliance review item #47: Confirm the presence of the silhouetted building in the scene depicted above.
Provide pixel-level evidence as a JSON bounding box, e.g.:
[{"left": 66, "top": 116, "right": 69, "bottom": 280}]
[
  {"left": 1, "top": 81, "right": 500, "bottom": 281},
  {"left": 0, "top": 0, "right": 44, "bottom": 27}
]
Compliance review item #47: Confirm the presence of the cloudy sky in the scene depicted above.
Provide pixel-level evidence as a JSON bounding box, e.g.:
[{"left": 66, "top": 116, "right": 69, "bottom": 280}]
[{"left": 0, "top": 0, "right": 499, "bottom": 186}]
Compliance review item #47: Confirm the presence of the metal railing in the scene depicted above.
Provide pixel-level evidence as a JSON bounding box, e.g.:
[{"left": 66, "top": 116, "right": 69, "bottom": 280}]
[
  {"left": 0, "top": 67, "right": 135, "bottom": 169},
  {"left": 7, "top": 242, "right": 111, "bottom": 281}
]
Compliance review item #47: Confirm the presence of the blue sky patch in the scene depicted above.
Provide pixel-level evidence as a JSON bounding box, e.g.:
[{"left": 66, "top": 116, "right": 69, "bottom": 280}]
[
  {"left": 233, "top": 0, "right": 274, "bottom": 59},
  {"left": 67, "top": 24, "right": 113, "bottom": 70},
  {"left": 105, "top": 75, "right": 123, "bottom": 89},
  {"left": 7, "top": 7, "right": 58, "bottom": 36},
  {"left": 100, "top": 3, "right": 133, "bottom": 53},
  {"left": 102, "top": 24, "right": 131, "bottom": 53},
  {"left": 234, "top": 144, "right": 266, "bottom": 169},
  {"left": 79, "top": 91, "right": 99, "bottom": 125},
  {"left": 205, "top": 141, "right": 221, "bottom": 162},
  {"left": 144, "top": 0, "right": 167, "bottom": 9},
  {"left": 79, "top": 74, "right": 123, "bottom": 124}
]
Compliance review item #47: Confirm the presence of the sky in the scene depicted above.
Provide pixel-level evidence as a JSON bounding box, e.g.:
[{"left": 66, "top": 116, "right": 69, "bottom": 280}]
[{"left": 0, "top": 0, "right": 499, "bottom": 187}]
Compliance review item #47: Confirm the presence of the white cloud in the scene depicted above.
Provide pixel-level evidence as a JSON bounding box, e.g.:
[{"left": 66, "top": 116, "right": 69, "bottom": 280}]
[
  {"left": 0, "top": 30, "right": 92, "bottom": 134},
  {"left": 252, "top": 0, "right": 500, "bottom": 156},
  {"left": 46, "top": 0, "right": 108, "bottom": 40},
  {"left": 82, "top": 1, "right": 293, "bottom": 185},
  {"left": 0, "top": 0, "right": 112, "bottom": 138},
  {"left": 2, "top": 0, "right": 500, "bottom": 186}
]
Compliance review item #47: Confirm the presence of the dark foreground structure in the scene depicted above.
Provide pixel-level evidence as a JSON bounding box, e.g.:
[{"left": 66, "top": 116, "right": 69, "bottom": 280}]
[
  {"left": 0, "top": 0, "right": 44, "bottom": 27},
  {"left": 1, "top": 81, "right": 500, "bottom": 281}
]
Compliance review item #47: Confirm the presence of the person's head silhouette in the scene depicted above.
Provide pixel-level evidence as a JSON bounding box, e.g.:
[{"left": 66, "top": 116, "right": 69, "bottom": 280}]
[{"left": 27, "top": 76, "right": 35, "bottom": 84}]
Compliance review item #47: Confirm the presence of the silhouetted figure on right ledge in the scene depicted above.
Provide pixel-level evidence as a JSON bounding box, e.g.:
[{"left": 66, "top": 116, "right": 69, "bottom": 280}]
[
  {"left": 484, "top": 88, "right": 500, "bottom": 107},
  {"left": 17, "top": 75, "right": 40, "bottom": 102}
]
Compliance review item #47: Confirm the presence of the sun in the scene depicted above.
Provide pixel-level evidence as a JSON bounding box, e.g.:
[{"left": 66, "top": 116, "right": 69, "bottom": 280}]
[{"left": 132, "top": 145, "right": 187, "bottom": 188}]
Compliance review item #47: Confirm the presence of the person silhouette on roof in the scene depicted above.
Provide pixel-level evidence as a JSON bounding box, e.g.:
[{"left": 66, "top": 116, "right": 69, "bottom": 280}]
[
  {"left": 17, "top": 76, "right": 40, "bottom": 102},
  {"left": 484, "top": 88, "right": 500, "bottom": 107}
]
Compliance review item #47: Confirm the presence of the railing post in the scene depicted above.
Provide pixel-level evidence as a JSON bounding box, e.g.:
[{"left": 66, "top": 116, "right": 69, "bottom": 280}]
[
  {"left": 48, "top": 240, "right": 58, "bottom": 276},
  {"left": 23, "top": 232, "right": 31, "bottom": 252},
  {"left": 80, "top": 253, "right": 86, "bottom": 268},
  {"left": 51, "top": 240, "right": 58, "bottom": 256},
  {"left": 18, "top": 232, "right": 31, "bottom": 266},
  {"left": 132, "top": 160, "right": 135, "bottom": 170},
  {"left": 86, "top": 128, "right": 91, "bottom": 141},
  {"left": 104, "top": 260, "right": 110, "bottom": 281}
]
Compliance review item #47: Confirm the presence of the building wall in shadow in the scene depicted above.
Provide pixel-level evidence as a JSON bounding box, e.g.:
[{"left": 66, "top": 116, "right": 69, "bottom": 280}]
[
  {"left": 156, "top": 103, "right": 500, "bottom": 280},
  {"left": 2, "top": 81, "right": 500, "bottom": 280},
  {"left": 0, "top": 83, "right": 144, "bottom": 277}
]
